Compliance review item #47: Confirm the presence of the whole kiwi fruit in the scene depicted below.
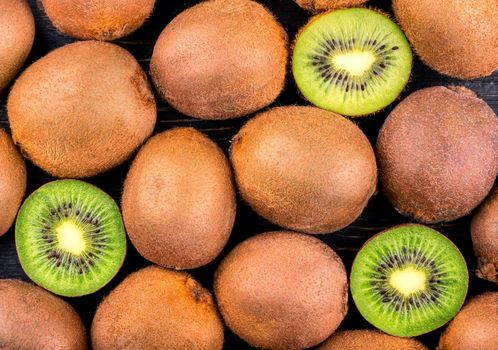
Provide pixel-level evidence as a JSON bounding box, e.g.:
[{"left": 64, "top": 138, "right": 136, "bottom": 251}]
[
  {"left": 318, "top": 330, "right": 428, "bottom": 350},
  {"left": 122, "top": 127, "right": 236, "bottom": 269},
  {"left": 214, "top": 231, "right": 348, "bottom": 349},
  {"left": 438, "top": 292, "right": 498, "bottom": 350},
  {"left": 0, "top": 0, "right": 35, "bottom": 93},
  {"left": 150, "top": 0, "right": 288, "bottom": 120},
  {"left": 0, "top": 279, "right": 87, "bottom": 349},
  {"left": 92, "top": 265, "right": 224, "bottom": 350},
  {"left": 377, "top": 86, "right": 498, "bottom": 223},
  {"left": 295, "top": 0, "right": 369, "bottom": 13},
  {"left": 392, "top": 0, "right": 498, "bottom": 79},
  {"left": 41, "top": 0, "right": 155, "bottom": 41},
  {"left": 7, "top": 41, "right": 156, "bottom": 178},
  {"left": 0, "top": 129, "right": 26, "bottom": 236},
  {"left": 230, "top": 106, "right": 377, "bottom": 234},
  {"left": 471, "top": 188, "right": 498, "bottom": 283}
]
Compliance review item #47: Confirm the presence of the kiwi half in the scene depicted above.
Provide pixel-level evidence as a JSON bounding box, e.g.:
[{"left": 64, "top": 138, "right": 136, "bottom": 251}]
[
  {"left": 350, "top": 224, "right": 468, "bottom": 337},
  {"left": 214, "top": 231, "right": 348, "bottom": 349},
  {"left": 0, "top": 129, "right": 26, "bottom": 236},
  {"left": 471, "top": 189, "right": 498, "bottom": 283},
  {"left": 295, "top": 0, "right": 369, "bottom": 13},
  {"left": 292, "top": 8, "right": 412, "bottom": 116},
  {"left": 438, "top": 292, "right": 498, "bottom": 350},
  {"left": 377, "top": 86, "right": 498, "bottom": 223},
  {"left": 15, "top": 180, "right": 126, "bottom": 297},
  {"left": 0, "top": 0, "right": 35, "bottom": 93},
  {"left": 41, "top": 0, "right": 155, "bottom": 41},
  {"left": 393, "top": 0, "right": 498, "bottom": 79},
  {"left": 150, "top": 0, "right": 288, "bottom": 120},
  {"left": 317, "top": 330, "right": 428, "bottom": 350},
  {"left": 7, "top": 40, "right": 156, "bottom": 178},
  {"left": 0, "top": 279, "right": 87, "bottom": 349},
  {"left": 92, "top": 265, "right": 224, "bottom": 350}
]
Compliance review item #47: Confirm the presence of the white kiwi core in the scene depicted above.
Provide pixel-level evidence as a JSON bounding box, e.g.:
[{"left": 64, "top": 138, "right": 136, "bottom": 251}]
[
  {"left": 332, "top": 51, "right": 376, "bottom": 76},
  {"left": 56, "top": 220, "right": 86, "bottom": 255},
  {"left": 389, "top": 266, "right": 427, "bottom": 296}
]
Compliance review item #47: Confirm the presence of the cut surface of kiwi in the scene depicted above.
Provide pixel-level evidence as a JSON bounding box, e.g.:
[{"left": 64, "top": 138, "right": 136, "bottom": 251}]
[
  {"left": 350, "top": 224, "right": 468, "bottom": 337},
  {"left": 16, "top": 180, "right": 126, "bottom": 297},
  {"left": 293, "top": 8, "right": 412, "bottom": 116}
]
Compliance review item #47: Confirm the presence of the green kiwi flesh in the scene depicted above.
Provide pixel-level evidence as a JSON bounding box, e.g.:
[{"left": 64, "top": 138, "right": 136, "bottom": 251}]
[
  {"left": 0, "top": 279, "right": 87, "bottom": 349},
  {"left": 317, "top": 330, "right": 428, "bottom": 350},
  {"left": 350, "top": 224, "right": 468, "bottom": 337},
  {"left": 15, "top": 180, "right": 127, "bottom": 297},
  {"left": 292, "top": 8, "right": 412, "bottom": 116},
  {"left": 295, "top": 0, "right": 369, "bottom": 13},
  {"left": 92, "top": 265, "right": 224, "bottom": 349},
  {"left": 215, "top": 231, "right": 348, "bottom": 349}
]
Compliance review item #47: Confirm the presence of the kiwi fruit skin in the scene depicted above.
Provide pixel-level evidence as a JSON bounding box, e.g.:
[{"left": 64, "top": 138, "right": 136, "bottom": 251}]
[
  {"left": 92, "top": 265, "right": 224, "bottom": 350},
  {"left": 7, "top": 41, "right": 156, "bottom": 178},
  {"left": 0, "top": 0, "right": 34, "bottom": 93},
  {"left": 295, "top": 0, "right": 369, "bottom": 13},
  {"left": 122, "top": 127, "right": 236, "bottom": 269},
  {"left": 230, "top": 106, "right": 377, "bottom": 234},
  {"left": 150, "top": 0, "right": 288, "bottom": 120},
  {"left": 471, "top": 188, "right": 498, "bottom": 283},
  {"left": 41, "top": 0, "right": 155, "bottom": 41},
  {"left": 392, "top": 0, "right": 498, "bottom": 79},
  {"left": 317, "top": 330, "right": 428, "bottom": 350},
  {"left": 377, "top": 86, "right": 498, "bottom": 223},
  {"left": 438, "top": 292, "right": 498, "bottom": 350},
  {"left": 0, "top": 129, "right": 26, "bottom": 236},
  {"left": 0, "top": 279, "right": 87, "bottom": 350},
  {"left": 214, "top": 231, "right": 348, "bottom": 349}
]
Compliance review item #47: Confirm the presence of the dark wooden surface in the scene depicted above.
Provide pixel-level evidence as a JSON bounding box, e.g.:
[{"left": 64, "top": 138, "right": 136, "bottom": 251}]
[{"left": 0, "top": 0, "right": 496, "bottom": 349}]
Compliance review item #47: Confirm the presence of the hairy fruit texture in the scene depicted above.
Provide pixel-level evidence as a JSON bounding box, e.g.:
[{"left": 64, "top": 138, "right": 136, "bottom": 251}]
[
  {"left": 150, "top": 0, "right": 288, "bottom": 120},
  {"left": 318, "top": 330, "right": 428, "bottom": 350},
  {"left": 295, "top": 0, "right": 369, "bottom": 12}
]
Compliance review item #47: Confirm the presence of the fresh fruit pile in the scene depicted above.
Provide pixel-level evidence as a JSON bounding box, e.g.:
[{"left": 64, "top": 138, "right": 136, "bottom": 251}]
[{"left": 0, "top": 0, "right": 496, "bottom": 349}]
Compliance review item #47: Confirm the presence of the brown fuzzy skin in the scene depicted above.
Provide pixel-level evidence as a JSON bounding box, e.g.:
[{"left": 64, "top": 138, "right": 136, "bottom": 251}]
[
  {"left": 377, "top": 86, "right": 498, "bottom": 223},
  {"left": 92, "top": 266, "right": 224, "bottom": 350},
  {"left": 41, "top": 0, "right": 155, "bottom": 41},
  {"left": 0, "top": 279, "right": 87, "bottom": 350},
  {"left": 0, "top": 0, "right": 34, "bottom": 93},
  {"left": 295, "top": 0, "right": 369, "bottom": 12},
  {"left": 471, "top": 188, "right": 498, "bottom": 283},
  {"left": 318, "top": 330, "right": 428, "bottom": 350},
  {"left": 393, "top": 0, "right": 498, "bottom": 79},
  {"left": 214, "top": 231, "right": 348, "bottom": 349},
  {"left": 0, "top": 129, "right": 26, "bottom": 236},
  {"left": 150, "top": 0, "right": 288, "bottom": 120},
  {"left": 7, "top": 41, "right": 156, "bottom": 178},
  {"left": 230, "top": 106, "right": 377, "bottom": 234},
  {"left": 122, "top": 128, "right": 236, "bottom": 270},
  {"left": 438, "top": 292, "right": 498, "bottom": 350}
]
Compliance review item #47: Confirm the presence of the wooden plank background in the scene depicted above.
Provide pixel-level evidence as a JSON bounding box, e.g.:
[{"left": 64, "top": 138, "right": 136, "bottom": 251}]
[{"left": 0, "top": 0, "right": 496, "bottom": 348}]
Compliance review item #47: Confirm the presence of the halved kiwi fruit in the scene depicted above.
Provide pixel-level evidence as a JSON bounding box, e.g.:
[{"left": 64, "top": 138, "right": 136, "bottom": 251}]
[
  {"left": 16, "top": 180, "right": 126, "bottom": 297},
  {"left": 317, "top": 330, "right": 428, "bottom": 350},
  {"left": 295, "top": 0, "right": 369, "bottom": 13},
  {"left": 350, "top": 224, "right": 468, "bottom": 337},
  {"left": 292, "top": 8, "right": 412, "bottom": 116}
]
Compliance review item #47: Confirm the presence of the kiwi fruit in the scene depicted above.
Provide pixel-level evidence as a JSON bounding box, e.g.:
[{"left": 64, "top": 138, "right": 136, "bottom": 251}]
[
  {"left": 15, "top": 180, "right": 127, "bottom": 297},
  {"left": 317, "top": 330, "right": 428, "bottom": 350},
  {"left": 41, "top": 0, "right": 155, "bottom": 41},
  {"left": 0, "top": 129, "right": 26, "bottom": 236},
  {"left": 214, "top": 231, "right": 348, "bottom": 349},
  {"left": 438, "top": 292, "right": 497, "bottom": 350},
  {"left": 295, "top": 0, "right": 369, "bottom": 13},
  {"left": 230, "top": 106, "right": 377, "bottom": 234},
  {"left": 393, "top": 0, "right": 498, "bottom": 79},
  {"left": 0, "top": 0, "right": 34, "bottom": 93},
  {"left": 92, "top": 265, "right": 224, "bottom": 350},
  {"left": 350, "top": 224, "right": 468, "bottom": 337},
  {"left": 7, "top": 40, "right": 156, "bottom": 178},
  {"left": 0, "top": 279, "right": 87, "bottom": 349},
  {"left": 150, "top": 0, "right": 288, "bottom": 120},
  {"left": 377, "top": 86, "right": 498, "bottom": 223},
  {"left": 292, "top": 8, "right": 412, "bottom": 116},
  {"left": 471, "top": 188, "right": 498, "bottom": 283},
  {"left": 122, "top": 127, "right": 236, "bottom": 269}
]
